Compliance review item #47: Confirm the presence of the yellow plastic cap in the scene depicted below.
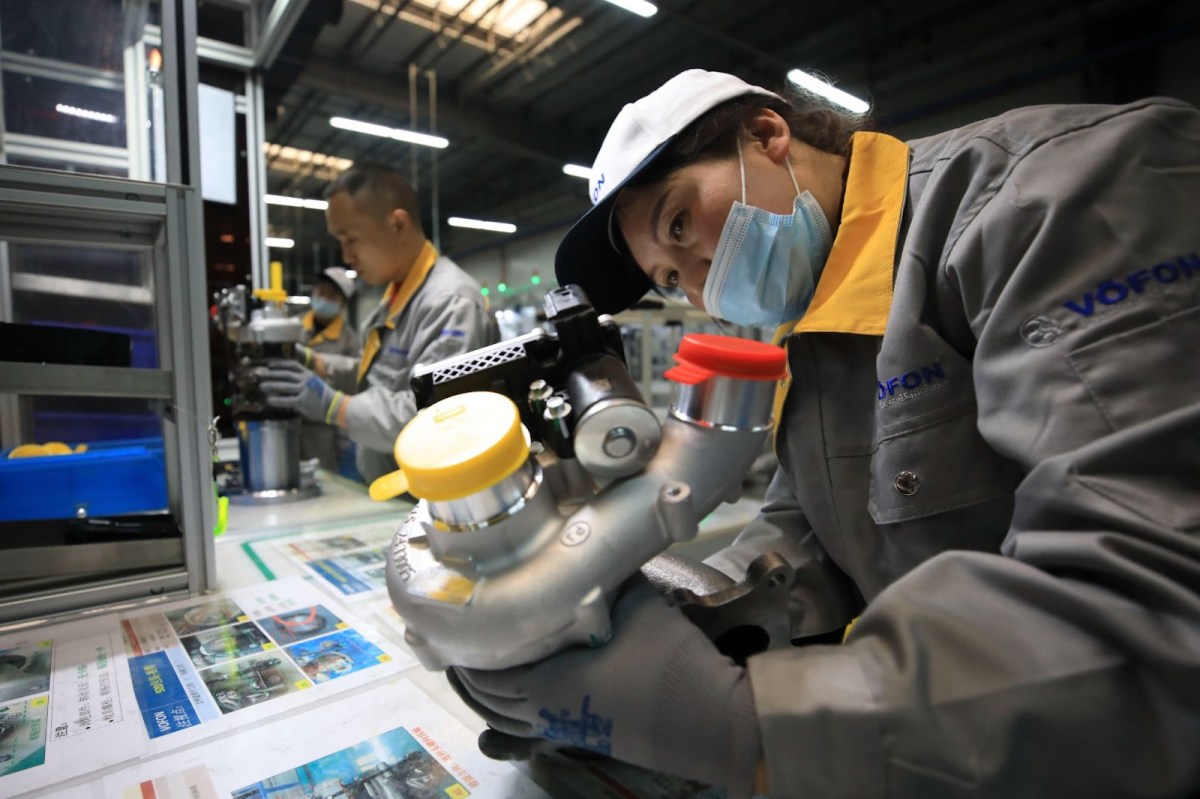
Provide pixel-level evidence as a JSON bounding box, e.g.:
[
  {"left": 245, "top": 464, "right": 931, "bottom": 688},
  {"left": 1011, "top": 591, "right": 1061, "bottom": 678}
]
[
  {"left": 253, "top": 287, "right": 288, "bottom": 303},
  {"left": 393, "top": 391, "right": 529, "bottom": 502}
]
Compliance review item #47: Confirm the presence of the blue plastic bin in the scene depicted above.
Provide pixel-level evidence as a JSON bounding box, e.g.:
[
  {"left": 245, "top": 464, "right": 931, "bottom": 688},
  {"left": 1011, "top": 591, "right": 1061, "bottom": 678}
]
[{"left": 0, "top": 438, "right": 168, "bottom": 521}]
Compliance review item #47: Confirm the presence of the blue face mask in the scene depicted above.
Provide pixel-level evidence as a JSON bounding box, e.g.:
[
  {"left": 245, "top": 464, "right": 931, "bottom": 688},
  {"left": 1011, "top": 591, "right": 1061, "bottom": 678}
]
[
  {"left": 311, "top": 297, "right": 342, "bottom": 321},
  {"left": 702, "top": 144, "right": 834, "bottom": 328}
]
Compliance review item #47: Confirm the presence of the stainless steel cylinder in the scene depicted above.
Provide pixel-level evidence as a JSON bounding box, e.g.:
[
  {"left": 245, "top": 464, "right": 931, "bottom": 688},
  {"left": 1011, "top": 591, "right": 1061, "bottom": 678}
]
[
  {"left": 237, "top": 417, "right": 301, "bottom": 492},
  {"left": 670, "top": 375, "right": 777, "bottom": 430},
  {"left": 574, "top": 398, "right": 662, "bottom": 478},
  {"left": 427, "top": 459, "right": 538, "bottom": 531}
]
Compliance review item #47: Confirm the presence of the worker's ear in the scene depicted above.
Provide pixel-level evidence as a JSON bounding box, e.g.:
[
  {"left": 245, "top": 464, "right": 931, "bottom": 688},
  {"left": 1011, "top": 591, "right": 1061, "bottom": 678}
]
[
  {"left": 743, "top": 108, "right": 792, "bottom": 164},
  {"left": 388, "top": 208, "right": 411, "bottom": 235}
]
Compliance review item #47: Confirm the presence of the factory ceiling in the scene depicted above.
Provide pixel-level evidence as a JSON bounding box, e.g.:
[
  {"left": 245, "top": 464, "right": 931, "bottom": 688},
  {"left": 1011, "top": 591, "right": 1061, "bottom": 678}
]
[{"left": 255, "top": 0, "right": 1197, "bottom": 258}]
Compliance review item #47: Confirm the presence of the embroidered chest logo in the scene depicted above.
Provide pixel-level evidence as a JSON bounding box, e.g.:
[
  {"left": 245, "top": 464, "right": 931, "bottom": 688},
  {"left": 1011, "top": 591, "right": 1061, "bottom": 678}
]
[
  {"left": 1020, "top": 316, "right": 1064, "bottom": 347},
  {"left": 878, "top": 360, "right": 948, "bottom": 406},
  {"left": 1062, "top": 254, "right": 1199, "bottom": 318}
]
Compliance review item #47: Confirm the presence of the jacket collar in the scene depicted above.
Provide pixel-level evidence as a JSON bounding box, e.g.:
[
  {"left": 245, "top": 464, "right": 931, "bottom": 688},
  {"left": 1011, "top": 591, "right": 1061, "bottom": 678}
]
[
  {"left": 303, "top": 309, "right": 345, "bottom": 345},
  {"left": 380, "top": 240, "right": 439, "bottom": 330},
  {"left": 790, "top": 131, "right": 909, "bottom": 336}
]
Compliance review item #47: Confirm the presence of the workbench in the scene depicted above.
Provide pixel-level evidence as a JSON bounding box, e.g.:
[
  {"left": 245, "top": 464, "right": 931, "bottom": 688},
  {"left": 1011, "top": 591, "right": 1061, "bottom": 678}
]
[{"left": 1, "top": 467, "right": 760, "bottom": 798}]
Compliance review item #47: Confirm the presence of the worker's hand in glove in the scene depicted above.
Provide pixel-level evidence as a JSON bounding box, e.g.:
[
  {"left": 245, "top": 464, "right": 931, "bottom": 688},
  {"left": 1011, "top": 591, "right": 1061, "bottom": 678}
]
[
  {"left": 294, "top": 344, "right": 327, "bottom": 377},
  {"left": 448, "top": 575, "right": 761, "bottom": 795},
  {"left": 258, "top": 359, "right": 344, "bottom": 424}
]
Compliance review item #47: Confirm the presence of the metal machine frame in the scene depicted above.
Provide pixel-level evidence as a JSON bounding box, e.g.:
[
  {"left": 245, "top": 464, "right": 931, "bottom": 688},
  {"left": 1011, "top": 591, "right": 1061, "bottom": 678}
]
[{"left": 0, "top": 0, "right": 216, "bottom": 624}]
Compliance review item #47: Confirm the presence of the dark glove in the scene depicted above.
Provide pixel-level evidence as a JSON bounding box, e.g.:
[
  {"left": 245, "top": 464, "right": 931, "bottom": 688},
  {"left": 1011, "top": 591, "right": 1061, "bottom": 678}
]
[
  {"left": 449, "top": 576, "right": 761, "bottom": 794},
  {"left": 258, "top": 359, "right": 344, "bottom": 423}
]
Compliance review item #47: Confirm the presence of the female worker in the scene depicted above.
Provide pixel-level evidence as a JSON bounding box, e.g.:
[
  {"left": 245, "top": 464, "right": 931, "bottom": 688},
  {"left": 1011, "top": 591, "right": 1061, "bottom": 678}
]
[
  {"left": 452, "top": 70, "right": 1200, "bottom": 797},
  {"left": 298, "top": 267, "right": 360, "bottom": 472}
]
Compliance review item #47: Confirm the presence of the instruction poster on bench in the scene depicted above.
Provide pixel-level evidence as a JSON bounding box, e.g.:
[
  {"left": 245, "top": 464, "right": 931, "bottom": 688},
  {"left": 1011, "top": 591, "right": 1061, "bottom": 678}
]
[{"left": 0, "top": 577, "right": 413, "bottom": 797}]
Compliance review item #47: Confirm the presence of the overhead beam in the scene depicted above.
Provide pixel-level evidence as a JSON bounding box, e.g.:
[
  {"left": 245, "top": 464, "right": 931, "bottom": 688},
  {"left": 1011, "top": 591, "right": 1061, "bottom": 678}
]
[
  {"left": 256, "top": 0, "right": 311, "bottom": 69},
  {"left": 296, "top": 57, "right": 579, "bottom": 168}
]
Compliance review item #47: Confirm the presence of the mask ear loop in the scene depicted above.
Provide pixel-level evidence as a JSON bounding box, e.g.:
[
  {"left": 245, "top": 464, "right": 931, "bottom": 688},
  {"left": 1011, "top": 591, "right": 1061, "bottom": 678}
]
[
  {"left": 737, "top": 139, "right": 747, "bottom": 204},
  {"left": 740, "top": 136, "right": 802, "bottom": 203},
  {"left": 784, "top": 154, "right": 802, "bottom": 199}
]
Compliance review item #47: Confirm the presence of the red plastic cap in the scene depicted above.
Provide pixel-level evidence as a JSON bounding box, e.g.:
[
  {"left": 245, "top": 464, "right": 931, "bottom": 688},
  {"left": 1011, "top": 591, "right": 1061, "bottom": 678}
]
[{"left": 664, "top": 333, "right": 787, "bottom": 385}]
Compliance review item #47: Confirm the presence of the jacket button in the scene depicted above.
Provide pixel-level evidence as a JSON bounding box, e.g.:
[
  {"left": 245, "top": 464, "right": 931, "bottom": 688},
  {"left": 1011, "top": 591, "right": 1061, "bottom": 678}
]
[{"left": 894, "top": 471, "right": 920, "bottom": 496}]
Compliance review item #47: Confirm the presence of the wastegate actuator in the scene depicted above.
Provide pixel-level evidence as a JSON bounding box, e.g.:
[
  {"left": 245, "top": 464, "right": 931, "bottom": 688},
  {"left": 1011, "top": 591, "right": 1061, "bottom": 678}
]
[{"left": 376, "top": 285, "right": 794, "bottom": 671}]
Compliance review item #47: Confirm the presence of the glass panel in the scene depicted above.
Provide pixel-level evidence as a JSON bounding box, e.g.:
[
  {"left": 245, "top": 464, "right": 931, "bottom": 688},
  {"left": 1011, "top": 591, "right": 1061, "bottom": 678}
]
[
  {"left": 197, "top": 2, "right": 245, "bottom": 46},
  {"left": 0, "top": 0, "right": 127, "bottom": 71},
  {"left": 2, "top": 73, "right": 126, "bottom": 147},
  {"left": 7, "top": 243, "right": 160, "bottom": 369},
  {"left": 0, "top": 0, "right": 170, "bottom": 183},
  {"left": 0, "top": 393, "right": 180, "bottom": 601}
]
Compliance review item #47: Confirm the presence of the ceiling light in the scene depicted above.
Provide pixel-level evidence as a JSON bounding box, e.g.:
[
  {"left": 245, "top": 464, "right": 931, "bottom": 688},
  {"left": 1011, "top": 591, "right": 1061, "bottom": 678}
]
[
  {"left": 289, "top": 296, "right": 311, "bottom": 305},
  {"left": 265, "top": 194, "right": 329, "bottom": 210},
  {"left": 264, "top": 143, "right": 354, "bottom": 170},
  {"left": 55, "top": 103, "right": 118, "bottom": 124},
  {"left": 601, "top": 0, "right": 656, "bottom": 17},
  {"left": 562, "top": 163, "right": 592, "bottom": 179},
  {"left": 352, "top": 0, "right": 551, "bottom": 40},
  {"left": 266, "top": 237, "right": 295, "bottom": 249},
  {"left": 786, "top": 69, "right": 869, "bottom": 114},
  {"left": 448, "top": 217, "right": 517, "bottom": 234},
  {"left": 330, "top": 117, "right": 449, "bottom": 149}
]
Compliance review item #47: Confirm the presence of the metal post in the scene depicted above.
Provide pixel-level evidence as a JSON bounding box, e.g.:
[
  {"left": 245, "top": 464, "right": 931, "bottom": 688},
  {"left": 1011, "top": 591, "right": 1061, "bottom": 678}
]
[
  {"left": 254, "top": 0, "right": 311, "bottom": 70},
  {"left": 0, "top": 242, "right": 17, "bottom": 449},
  {"left": 163, "top": 0, "right": 216, "bottom": 592},
  {"left": 427, "top": 68, "right": 439, "bottom": 251},
  {"left": 408, "top": 62, "right": 419, "bottom": 192},
  {"left": 123, "top": 0, "right": 152, "bottom": 180},
  {"left": 0, "top": 11, "right": 16, "bottom": 448},
  {"left": 246, "top": 74, "right": 269, "bottom": 290}
]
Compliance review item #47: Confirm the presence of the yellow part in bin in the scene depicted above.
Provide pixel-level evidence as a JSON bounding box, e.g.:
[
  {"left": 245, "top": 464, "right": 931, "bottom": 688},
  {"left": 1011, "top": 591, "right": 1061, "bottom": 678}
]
[
  {"left": 7, "top": 442, "right": 83, "bottom": 458},
  {"left": 7, "top": 444, "right": 50, "bottom": 458}
]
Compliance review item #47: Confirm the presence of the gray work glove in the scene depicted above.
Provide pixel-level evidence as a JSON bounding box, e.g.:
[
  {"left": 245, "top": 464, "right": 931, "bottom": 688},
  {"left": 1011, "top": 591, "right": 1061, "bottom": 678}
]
[
  {"left": 449, "top": 576, "right": 761, "bottom": 795},
  {"left": 258, "top": 359, "right": 344, "bottom": 424},
  {"left": 295, "top": 344, "right": 327, "bottom": 377}
]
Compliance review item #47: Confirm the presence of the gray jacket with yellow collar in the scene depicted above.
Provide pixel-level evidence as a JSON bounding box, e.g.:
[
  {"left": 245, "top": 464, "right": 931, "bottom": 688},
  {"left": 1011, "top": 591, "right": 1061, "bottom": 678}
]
[
  {"left": 706, "top": 97, "right": 1200, "bottom": 797},
  {"left": 319, "top": 254, "right": 490, "bottom": 485}
]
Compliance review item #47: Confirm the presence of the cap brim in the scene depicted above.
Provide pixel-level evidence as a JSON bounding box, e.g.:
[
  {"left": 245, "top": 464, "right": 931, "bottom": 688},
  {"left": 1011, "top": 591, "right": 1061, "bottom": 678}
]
[{"left": 554, "top": 142, "right": 669, "bottom": 315}]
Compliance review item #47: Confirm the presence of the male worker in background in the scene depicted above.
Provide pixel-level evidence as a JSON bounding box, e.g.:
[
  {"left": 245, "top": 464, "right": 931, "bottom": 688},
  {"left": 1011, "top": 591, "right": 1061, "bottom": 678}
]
[
  {"left": 260, "top": 162, "right": 491, "bottom": 485},
  {"left": 298, "top": 266, "right": 359, "bottom": 473}
]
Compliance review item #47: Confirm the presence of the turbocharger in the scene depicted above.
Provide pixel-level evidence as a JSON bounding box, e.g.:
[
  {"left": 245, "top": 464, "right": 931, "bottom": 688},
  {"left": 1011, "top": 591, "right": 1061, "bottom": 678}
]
[{"left": 379, "top": 286, "right": 792, "bottom": 671}]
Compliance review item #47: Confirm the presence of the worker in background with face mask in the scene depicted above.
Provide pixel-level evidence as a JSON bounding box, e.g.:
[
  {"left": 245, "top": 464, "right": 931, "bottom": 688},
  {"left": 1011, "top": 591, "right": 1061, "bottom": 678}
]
[
  {"left": 296, "top": 266, "right": 360, "bottom": 473},
  {"left": 260, "top": 162, "right": 492, "bottom": 486},
  {"left": 448, "top": 69, "right": 1200, "bottom": 798}
]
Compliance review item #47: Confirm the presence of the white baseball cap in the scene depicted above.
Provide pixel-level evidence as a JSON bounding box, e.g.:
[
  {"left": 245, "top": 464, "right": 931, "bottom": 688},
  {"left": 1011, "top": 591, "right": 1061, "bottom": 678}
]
[
  {"left": 320, "top": 266, "right": 356, "bottom": 300},
  {"left": 554, "top": 69, "right": 779, "bottom": 314}
]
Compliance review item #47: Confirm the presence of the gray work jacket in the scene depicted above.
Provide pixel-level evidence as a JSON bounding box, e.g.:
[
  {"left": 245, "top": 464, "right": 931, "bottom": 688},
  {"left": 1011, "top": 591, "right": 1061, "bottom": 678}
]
[
  {"left": 709, "top": 98, "right": 1200, "bottom": 797},
  {"left": 321, "top": 248, "right": 491, "bottom": 484}
]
